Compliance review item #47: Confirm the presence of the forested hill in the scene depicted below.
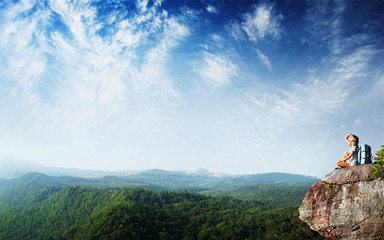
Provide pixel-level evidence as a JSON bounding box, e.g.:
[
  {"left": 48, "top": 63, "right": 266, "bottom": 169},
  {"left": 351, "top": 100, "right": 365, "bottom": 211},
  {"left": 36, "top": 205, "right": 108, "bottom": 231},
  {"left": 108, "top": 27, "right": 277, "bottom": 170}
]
[
  {"left": 0, "top": 185, "right": 323, "bottom": 240},
  {"left": 0, "top": 170, "right": 322, "bottom": 239}
]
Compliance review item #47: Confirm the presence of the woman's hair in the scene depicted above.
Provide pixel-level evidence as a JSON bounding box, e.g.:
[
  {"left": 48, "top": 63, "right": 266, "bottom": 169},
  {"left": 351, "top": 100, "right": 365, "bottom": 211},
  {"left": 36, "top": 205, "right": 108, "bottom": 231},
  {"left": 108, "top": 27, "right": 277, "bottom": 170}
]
[{"left": 351, "top": 135, "right": 359, "bottom": 146}]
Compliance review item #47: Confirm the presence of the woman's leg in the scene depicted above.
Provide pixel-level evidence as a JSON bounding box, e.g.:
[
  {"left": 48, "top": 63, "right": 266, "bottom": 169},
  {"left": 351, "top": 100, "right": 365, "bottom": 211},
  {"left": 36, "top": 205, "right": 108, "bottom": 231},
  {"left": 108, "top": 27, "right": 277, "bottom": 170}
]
[
  {"left": 337, "top": 160, "right": 350, "bottom": 168},
  {"left": 337, "top": 152, "right": 351, "bottom": 168}
]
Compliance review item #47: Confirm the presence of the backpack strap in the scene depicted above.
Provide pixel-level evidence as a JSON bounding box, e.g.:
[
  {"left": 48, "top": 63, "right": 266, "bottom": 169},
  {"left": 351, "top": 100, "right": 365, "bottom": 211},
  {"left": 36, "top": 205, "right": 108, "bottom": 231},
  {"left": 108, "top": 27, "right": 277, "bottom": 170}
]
[{"left": 358, "top": 146, "right": 361, "bottom": 165}]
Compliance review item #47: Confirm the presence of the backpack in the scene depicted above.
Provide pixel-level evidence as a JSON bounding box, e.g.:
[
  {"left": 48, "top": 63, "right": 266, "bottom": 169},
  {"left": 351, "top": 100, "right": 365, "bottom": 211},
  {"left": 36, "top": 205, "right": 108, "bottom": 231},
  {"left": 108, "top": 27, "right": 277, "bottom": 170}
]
[{"left": 359, "top": 144, "right": 372, "bottom": 165}]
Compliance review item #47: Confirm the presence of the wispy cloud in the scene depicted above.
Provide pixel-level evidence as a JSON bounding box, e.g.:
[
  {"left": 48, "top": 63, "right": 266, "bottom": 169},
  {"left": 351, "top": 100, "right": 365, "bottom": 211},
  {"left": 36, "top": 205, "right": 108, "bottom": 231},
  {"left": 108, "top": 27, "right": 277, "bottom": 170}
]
[
  {"left": 226, "top": 21, "right": 246, "bottom": 42},
  {"left": 254, "top": 49, "right": 272, "bottom": 71},
  {"left": 206, "top": 5, "right": 218, "bottom": 14},
  {"left": 1, "top": 0, "right": 189, "bottom": 102},
  {"left": 303, "top": 0, "right": 345, "bottom": 52},
  {"left": 242, "top": 3, "right": 282, "bottom": 42},
  {"left": 228, "top": 2, "right": 283, "bottom": 43},
  {"left": 239, "top": 0, "right": 382, "bottom": 136},
  {"left": 197, "top": 52, "right": 239, "bottom": 88},
  {"left": 0, "top": 0, "right": 190, "bottom": 165},
  {"left": 242, "top": 46, "right": 378, "bottom": 136},
  {"left": 225, "top": 2, "right": 282, "bottom": 72}
]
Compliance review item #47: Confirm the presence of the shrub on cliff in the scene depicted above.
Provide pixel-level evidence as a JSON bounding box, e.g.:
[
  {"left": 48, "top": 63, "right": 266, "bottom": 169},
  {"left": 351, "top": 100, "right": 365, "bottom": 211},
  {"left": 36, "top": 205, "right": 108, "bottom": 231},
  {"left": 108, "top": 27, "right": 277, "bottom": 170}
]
[{"left": 370, "top": 144, "right": 384, "bottom": 179}]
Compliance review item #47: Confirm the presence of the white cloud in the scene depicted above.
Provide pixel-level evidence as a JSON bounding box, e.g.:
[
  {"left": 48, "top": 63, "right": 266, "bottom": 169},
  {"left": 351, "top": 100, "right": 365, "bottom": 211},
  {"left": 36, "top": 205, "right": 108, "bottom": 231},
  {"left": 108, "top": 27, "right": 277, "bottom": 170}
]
[
  {"left": 0, "top": 0, "right": 190, "bottom": 167},
  {"left": 374, "top": 75, "right": 384, "bottom": 91},
  {"left": 226, "top": 21, "right": 246, "bottom": 42},
  {"left": 303, "top": 0, "right": 345, "bottom": 52},
  {"left": 354, "top": 118, "right": 362, "bottom": 126},
  {"left": 206, "top": 5, "right": 218, "bottom": 14},
  {"left": 242, "top": 3, "right": 282, "bottom": 43},
  {"left": 137, "top": 0, "right": 150, "bottom": 12},
  {"left": 197, "top": 52, "right": 239, "bottom": 88},
  {"left": 244, "top": 45, "right": 373, "bottom": 128},
  {"left": 224, "top": 3, "right": 281, "bottom": 72},
  {"left": 279, "top": 46, "right": 374, "bottom": 127},
  {"left": 255, "top": 49, "right": 272, "bottom": 71},
  {"left": 226, "top": 2, "right": 282, "bottom": 44}
]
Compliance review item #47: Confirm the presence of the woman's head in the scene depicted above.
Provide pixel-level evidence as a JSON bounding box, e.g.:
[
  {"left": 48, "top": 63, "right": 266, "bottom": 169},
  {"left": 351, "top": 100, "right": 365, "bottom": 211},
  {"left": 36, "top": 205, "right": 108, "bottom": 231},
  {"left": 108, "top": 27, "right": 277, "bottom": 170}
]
[{"left": 350, "top": 134, "right": 359, "bottom": 146}]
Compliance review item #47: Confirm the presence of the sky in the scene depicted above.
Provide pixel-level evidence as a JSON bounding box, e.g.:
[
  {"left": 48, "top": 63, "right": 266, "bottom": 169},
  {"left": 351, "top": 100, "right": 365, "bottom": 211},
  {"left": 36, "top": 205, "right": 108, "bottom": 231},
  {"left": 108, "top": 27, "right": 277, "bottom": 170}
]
[{"left": 0, "top": 0, "right": 383, "bottom": 177}]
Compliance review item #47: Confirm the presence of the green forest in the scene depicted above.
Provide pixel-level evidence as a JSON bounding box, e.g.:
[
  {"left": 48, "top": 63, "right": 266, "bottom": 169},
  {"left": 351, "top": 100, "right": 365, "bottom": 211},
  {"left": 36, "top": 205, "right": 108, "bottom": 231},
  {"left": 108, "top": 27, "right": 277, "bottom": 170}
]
[{"left": 0, "top": 174, "right": 324, "bottom": 240}]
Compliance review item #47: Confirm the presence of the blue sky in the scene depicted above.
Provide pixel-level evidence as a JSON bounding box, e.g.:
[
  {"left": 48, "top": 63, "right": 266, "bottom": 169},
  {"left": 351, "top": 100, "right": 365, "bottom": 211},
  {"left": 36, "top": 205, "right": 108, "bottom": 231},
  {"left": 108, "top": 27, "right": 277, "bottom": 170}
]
[{"left": 0, "top": 0, "right": 383, "bottom": 177}]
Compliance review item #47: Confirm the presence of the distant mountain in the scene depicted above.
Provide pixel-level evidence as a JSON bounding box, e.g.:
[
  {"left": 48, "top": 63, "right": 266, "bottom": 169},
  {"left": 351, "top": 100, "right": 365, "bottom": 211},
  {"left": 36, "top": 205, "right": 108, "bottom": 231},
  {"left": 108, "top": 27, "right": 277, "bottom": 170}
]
[
  {"left": 0, "top": 156, "right": 139, "bottom": 179},
  {"left": 0, "top": 156, "right": 45, "bottom": 179},
  {"left": 216, "top": 172, "right": 319, "bottom": 185},
  {"left": 128, "top": 170, "right": 319, "bottom": 188},
  {"left": 126, "top": 169, "right": 223, "bottom": 188},
  {"left": 0, "top": 172, "right": 166, "bottom": 194},
  {"left": 0, "top": 172, "right": 319, "bottom": 197},
  {"left": 0, "top": 156, "right": 319, "bottom": 191}
]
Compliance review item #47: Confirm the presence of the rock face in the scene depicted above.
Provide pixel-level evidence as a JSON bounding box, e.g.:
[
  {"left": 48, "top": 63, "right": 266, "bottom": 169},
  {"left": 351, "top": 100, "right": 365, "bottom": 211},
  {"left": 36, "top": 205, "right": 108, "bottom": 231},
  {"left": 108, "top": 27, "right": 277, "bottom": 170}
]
[{"left": 299, "top": 164, "right": 384, "bottom": 240}]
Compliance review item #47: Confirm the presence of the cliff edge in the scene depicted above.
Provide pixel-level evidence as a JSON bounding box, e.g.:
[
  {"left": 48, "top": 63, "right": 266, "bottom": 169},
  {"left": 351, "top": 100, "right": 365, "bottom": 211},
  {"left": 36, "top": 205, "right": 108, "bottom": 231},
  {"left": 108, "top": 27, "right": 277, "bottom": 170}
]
[{"left": 299, "top": 164, "right": 384, "bottom": 240}]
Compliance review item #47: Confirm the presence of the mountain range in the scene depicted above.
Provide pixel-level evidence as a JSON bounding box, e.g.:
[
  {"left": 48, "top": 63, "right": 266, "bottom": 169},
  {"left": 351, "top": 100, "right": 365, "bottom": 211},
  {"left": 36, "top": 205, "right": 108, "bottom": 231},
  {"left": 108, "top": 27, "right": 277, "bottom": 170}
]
[{"left": 0, "top": 156, "right": 319, "bottom": 193}]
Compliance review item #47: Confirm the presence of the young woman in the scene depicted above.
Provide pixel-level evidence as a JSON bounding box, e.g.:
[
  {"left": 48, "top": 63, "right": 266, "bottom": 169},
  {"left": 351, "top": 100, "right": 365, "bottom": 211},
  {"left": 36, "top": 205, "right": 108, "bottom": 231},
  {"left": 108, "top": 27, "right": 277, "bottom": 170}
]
[{"left": 337, "top": 133, "right": 359, "bottom": 168}]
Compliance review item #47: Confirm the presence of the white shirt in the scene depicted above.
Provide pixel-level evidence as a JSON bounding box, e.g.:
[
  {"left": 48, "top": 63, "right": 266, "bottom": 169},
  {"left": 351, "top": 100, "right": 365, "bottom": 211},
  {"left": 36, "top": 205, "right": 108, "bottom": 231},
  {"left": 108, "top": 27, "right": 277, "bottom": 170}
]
[{"left": 349, "top": 146, "right": 358, "bottom": 166}]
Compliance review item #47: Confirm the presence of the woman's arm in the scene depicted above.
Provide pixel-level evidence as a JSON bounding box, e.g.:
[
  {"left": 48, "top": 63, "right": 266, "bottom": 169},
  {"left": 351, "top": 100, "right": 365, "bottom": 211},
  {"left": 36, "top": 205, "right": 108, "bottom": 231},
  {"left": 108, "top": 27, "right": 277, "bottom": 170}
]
[{"left": 344, "top": 133, "right": 352, "bottom": 143}]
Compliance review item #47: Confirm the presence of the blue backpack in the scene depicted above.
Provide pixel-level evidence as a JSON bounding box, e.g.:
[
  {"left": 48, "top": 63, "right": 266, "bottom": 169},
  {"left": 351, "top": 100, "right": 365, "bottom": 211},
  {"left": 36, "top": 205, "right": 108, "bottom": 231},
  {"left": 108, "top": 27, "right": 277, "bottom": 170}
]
[{"left": 359, "top": 144, "right": 372, "bottom": 165}]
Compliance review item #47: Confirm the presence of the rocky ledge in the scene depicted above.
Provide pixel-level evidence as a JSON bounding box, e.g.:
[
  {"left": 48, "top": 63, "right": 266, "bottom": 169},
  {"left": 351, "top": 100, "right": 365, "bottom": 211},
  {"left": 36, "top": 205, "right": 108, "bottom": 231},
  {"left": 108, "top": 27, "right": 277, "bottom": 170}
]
[{"left": 299, "top": 164, "right": 384, "bottom": 240}]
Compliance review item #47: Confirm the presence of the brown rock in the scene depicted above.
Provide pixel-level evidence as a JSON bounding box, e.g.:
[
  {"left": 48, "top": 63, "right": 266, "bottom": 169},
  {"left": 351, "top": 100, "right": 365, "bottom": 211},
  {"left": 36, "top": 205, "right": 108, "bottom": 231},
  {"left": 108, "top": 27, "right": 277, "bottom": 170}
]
[
  {"left": 299, "top": 165, "right": 384, "bottom": 240},
  {"left": 321, "top": 164, "right": 374, "bottom": 185}
]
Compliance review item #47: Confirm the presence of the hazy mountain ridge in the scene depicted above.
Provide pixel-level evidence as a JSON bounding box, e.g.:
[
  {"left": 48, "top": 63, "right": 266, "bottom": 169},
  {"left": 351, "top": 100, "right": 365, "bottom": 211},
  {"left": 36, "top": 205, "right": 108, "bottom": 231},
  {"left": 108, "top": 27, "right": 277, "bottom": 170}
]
[
  {"left": 0, "top": 156, "right": 319, "bottom": 184},
  {"left": 0, "top": 156, "right": 140, "bottom": 179},
  {"left": 0, "top": 172, "right": 166, "bottom": 195},
  {"left": 0, "top": 156, "right": 229, "bottom": 179},
  {"left": 0, "top": 170, "right": 319, "bottom": 196}
]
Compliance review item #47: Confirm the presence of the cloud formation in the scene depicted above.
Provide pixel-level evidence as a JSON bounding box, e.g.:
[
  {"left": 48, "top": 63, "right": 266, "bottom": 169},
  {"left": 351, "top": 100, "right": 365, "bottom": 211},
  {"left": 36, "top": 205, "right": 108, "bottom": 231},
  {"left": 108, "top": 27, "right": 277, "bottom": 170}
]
[
  {"left": 254, "top": 49, "right": 272, "bottom": 71},
  {"left": 303, "top": 0, "right": 345, "bottom": 51},
  {"left": 0, "top": 0, "right": 191, "bottom": 167},
  {"left": 206, "top": 5, "right": 218, "bottom": 14},
  {"left": 242, "top": 3, "right": 282, "bottom": 42},
  {"left": 228, "top": 2, "right": 283, "bottom": 43},
  {"left": 0, "top": 0, "right": 189, "bottom": 118},
  {"left": 197, "top": 52, "right": 239, "bottom": 88}
]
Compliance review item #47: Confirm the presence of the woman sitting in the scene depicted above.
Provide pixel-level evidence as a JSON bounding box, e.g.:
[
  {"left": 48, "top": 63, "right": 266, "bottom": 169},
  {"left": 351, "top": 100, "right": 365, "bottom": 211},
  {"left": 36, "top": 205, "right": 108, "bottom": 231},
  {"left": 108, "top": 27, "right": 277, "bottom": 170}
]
[{"left": 337, "top": 133, "right": 359, "bottom": 168}]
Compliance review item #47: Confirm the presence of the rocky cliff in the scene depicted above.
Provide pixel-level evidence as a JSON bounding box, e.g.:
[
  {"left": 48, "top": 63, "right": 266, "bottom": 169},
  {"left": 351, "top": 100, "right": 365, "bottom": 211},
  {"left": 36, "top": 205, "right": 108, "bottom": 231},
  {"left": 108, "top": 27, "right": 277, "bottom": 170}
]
[{"left": 299, "top": 164, "right": 384, "bottom": 240}]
